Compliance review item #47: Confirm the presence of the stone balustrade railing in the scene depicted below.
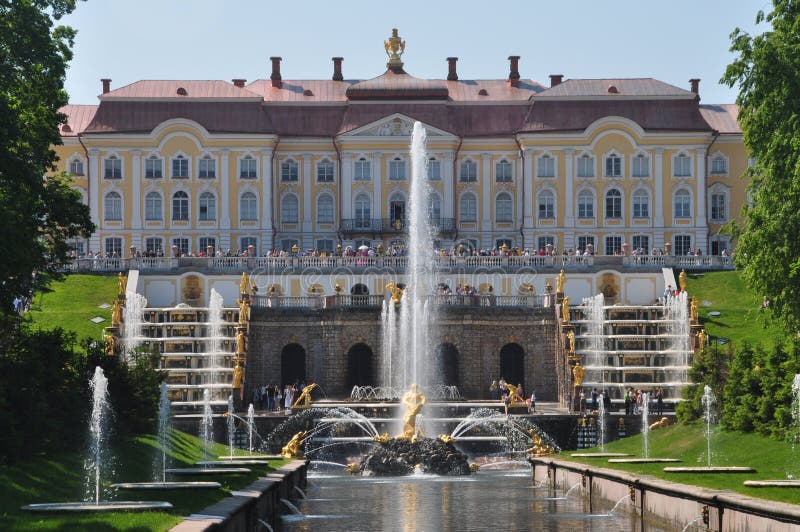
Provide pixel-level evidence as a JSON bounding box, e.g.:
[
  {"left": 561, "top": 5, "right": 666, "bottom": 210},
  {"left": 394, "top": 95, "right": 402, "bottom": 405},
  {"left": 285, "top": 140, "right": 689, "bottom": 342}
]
[
  {"left": 250, "top": 294, "right": 551, "bottom": 310},
  {"left": 62, "top": 253, "right": 733, "bottom": 273}
]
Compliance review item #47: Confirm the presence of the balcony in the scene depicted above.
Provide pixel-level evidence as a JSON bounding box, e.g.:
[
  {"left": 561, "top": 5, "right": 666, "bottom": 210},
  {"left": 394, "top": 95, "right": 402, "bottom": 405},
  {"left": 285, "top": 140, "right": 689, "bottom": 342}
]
[
  {"left": 340, "top": 218, "right": 456, "bottom": 236},
  {"left": 250, "top": 294, "right": 550, "bottom": 311}
]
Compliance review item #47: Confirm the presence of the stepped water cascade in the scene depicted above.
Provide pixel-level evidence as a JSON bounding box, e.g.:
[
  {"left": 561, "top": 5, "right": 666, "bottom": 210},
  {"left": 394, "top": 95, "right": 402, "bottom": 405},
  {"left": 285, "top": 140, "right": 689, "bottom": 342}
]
[
  {"left": 155, "top": 382, "right": 170, "bottom": 482},
  {"left": 664, "top": 291, "right": 691, "bottom": 387},
  {"left": 86, "top": 366, "right": 110, "bottom": 504},
  {"left": 582, "top": 294, "right": 606, "bottom": 392},
  {"left": 122, "top": 292, "right": 147, "bottom": 359},
  {"left": 206, "top": 289, "right": 225, "bottom": 401}
]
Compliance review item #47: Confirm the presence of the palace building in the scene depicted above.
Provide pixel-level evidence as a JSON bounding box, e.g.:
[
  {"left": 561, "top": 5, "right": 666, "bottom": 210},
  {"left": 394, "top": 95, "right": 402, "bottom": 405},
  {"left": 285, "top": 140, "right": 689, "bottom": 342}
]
[{"left": 55, "top": 29, "right": 746, "bottom": 259}]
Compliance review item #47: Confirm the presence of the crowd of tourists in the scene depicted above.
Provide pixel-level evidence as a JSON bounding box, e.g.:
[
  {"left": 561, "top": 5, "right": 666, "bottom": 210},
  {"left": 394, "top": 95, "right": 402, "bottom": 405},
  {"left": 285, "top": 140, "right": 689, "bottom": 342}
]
[{"left": 251, "top": 382, "right": 306, "bottom": 414}]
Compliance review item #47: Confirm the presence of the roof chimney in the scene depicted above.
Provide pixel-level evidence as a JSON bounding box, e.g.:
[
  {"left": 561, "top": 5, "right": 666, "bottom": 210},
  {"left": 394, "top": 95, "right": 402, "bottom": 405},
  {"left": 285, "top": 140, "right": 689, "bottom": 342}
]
[
  {"left": 549, "top": 74, "right": 563, "bottom": 87},
  {"left": 101, "top": 78, "right": 111, "bottom": 94},
  {"left": 270, "top": 57, "right": 282, "bottom": 88},
  {"left": 332, "top": 57, "right": 343, "bottom": 81},
  {"left": 447, "top": 57, "right": 458, "bottom": 81},
  {"left": 690, "top": 78, "right": 700, "bottom": 95},
  {"left": 508, "top": 56, "right": 520, "bottom": 87},
  {"left": 232, "top": 78, "right": 246, "bottom": 88}
]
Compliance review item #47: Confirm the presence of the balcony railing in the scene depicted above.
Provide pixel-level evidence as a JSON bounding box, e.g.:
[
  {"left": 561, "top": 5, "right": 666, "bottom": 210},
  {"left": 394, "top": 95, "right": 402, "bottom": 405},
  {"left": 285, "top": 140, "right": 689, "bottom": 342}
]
[
  {"left": 340, "top": 218, "right": 456, "bottom": 235},
  {"left": 250, "top": 294, "right": 550, "bottom": 310}
]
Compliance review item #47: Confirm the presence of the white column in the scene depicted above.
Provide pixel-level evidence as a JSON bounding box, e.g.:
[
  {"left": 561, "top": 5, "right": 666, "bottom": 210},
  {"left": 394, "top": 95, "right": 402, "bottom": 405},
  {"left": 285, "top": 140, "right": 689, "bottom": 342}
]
[
  {"left": 219, "top": 149, "right": 231, "bottom": 251},
  {"left": 523, "top": 149, "right": 534, "bottom": 241},
  {"left": 442, "top": 151, "right": 454, "bottom": 218},
  {"left": 130, "top": 149, "right": 142, "bottom": 236},
  {"left": 342, "top": 152, "right": 353, "bottom": 217},
  {"left": 481, "top": 153, "right": 492, "bottom": 233},
  {"left": 302, "top": 153, "right": 313, "bottom": 240},
  {"left": 564, "top": 148, "right": 574, "bottom": 227},
  {"left": 261, "top": 148, "right": 274, "bottom": 251},
  {"left": 654, "top": 148, "right": 665, "bottom": 248},
  {"left": 372, "top": 153, "right": 382, "bottom": 221},
  {"left": 88, "top": 149, "right": 101, "bottom": 252},
  {"left": 696, "top": 147, "right": 708, "bottom": 252}
]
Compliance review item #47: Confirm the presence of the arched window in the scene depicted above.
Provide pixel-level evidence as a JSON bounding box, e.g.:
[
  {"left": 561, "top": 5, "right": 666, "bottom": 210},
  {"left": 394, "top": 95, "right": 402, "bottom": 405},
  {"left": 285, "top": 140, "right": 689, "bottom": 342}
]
[
  {"left": 104, "top": 155, "right": 122, "bottom": 179},
  {"left": 459, "top": 159, "right": 477, "bottom": 182},
  {"left": 428, "top": 157, "right": 441, "bottom": 180},
  {"left": 239, "top": 155, "right": 257, "bottom": 179},
  {"left": 460, "top": 193, "right": 477, "bottom": 222},
  {"left": 317, "top": 194, "right": 334, "bottom": 224},
  {"left": 495, "top": 159, "right": 513, "bottom": 182},
  {"left": 632, "top": 153, "right": 650, "bottom": 178},
  {"left": 632, "top": 189, "right": 649, "bottom": 218},
  {"left": 577, "top": 190, "right": 594, "bottom": 218},
  {"left": 69, "top": 158, "right": 84, "bottom": 176},
  {"left": 577, "top": 154, "right": 594, "bottom": 178},
  {"left": 172, "top": 191, "right": 189, "bottom": 221},
  {"left": 496, "top": 192, "right": 513, "bottom": 222},
  {"left": 144, "top": 191, "right": 162, "bottom": 221},
  {"left": 281, "top": 194, "right": 299, "bottom": 224},
  {"left": 281, "top": 159, "right": 298, "bottom": 182},
  {"left": 428, "top": 193, "right": 441, "bottom": 223},
  {"left": 711, "top": 155, "right": 727, "bottom": 175},
  {"left": 354, "top": 193, "right": 371, "bottom": 228},
  {"left": 537, "top": 190, "right": 554, "bottom": 219},
  {"left": 604, "top": 153, "right": 622, "bottom": 177},
  {"left": 145, "top": 155, "right": 163, "bottom": 178},
  {"left": 674, "top": 152, "right": 692, "bottom": 177},
  {"left": 198, "top": 155, "right": 215, "bottom": 178},
  {"left": 389, "top": 157, "right": 406, "bottom": 180},
  {"left": 171, "top": 154, "right": 188, "bottom": 178},
  {"left": 605, "top": 189, "right": 622, "bottom": 218},
  {"left": 317, "top": 158, "right": 334, "bottom": 182},
  {"left": 674, "top": 189, "right": 691, "bottom": 218},
  {"left": 240, "top": 192, "right": 257, "bottom": 221},
  {"left": 198, "top": 191, "right": 216, "bottom": 221},
  {"left": 104, "top": 191, "right": 122, "bottom": 221},
  {"left": 537, "top": 154, "right": 555, "bottom": 177},
  {"left": 354, "top": 157, "right": 371, "bottom": 181}
]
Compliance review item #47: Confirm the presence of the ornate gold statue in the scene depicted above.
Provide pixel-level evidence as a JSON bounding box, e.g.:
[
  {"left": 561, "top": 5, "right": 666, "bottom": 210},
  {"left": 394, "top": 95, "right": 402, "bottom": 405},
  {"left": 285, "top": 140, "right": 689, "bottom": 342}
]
[
  {"left": 232, "top": 360, "right": 244, "bottom": 389},
  {"left": 291, "top": 383, "right": 318, "bottom": 409},
  {"left": 502, "top": 381, "right": 522, "bottom": 404},
  {"left": 399, "top": 384, "right": 426, "bottom": 439},
  {"left": 678, "top": 269, "right": 688, "bottom": 292},
  {"left": 346, "top": 462, "right": 360, "bottom": 474},
  {"left": 696, "top": 329, "right": 706, "bottom": 351},
  {"left": 566, "top": 330, "right": 575, "bottom": 355},
  {"left": 690, "top": 297, "right": 698, "bottom": 322},
  {"left": 373, "top": 432, "right": 390, "bottom": 444},
  {"left": 117, "top": 272, "right": 127, "bottom": 297},
  {"left": 239, "top": 272, "right": 250, "bottom": 295},
  {"left": 438, "top": 434, "right": 454, "bottom": 444},
  {"left": 556, "top": 269, "right": 566, "bottom": 293},
  {"left": 649, "top": 416, "right": 671, "bottom": 430},
  {"left": 236, "top": 330, "right": 246, "bottom": 356},
  {"left": 281, "top": 431, "right": 308, "bottom": 459},
  {"left": 384, "top": 28, "right": 406, "bottom": 68},
  {"left": 385, "top": 280, "right": 404, "bottom": 305},
  {"left": 334, "top": 282, "right": 343, "bottom": 295},
  {"left": 111, "top": 300, "right": 122, "bottom": 325},
  {"left": 526, "top": 431, "right": 555, "bottom": 457},
  {"left": 104, "top": 333, "right": 116, "bottom": 356},
  {"left": 573, "top": 363, "right": 586, "bottom": 387},
  {"left": 238, "top": 299, "right": 250, "bottom": 325},
  {"left": 561, "top": 296, "right": 571, "bottom": 323}
]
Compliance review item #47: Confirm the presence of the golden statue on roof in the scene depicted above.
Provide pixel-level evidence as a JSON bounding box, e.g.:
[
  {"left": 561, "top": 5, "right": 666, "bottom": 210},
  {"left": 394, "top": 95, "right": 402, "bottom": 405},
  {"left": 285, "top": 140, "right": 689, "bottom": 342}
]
[{"left": 384, "top": 28, "right": 405, "bottom": 68}]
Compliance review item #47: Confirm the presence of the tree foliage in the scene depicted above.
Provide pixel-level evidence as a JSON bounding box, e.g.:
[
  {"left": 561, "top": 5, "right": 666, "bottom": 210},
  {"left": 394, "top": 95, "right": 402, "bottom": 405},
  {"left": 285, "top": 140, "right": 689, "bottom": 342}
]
[
  {"left": 676, "top": 342, "right": 730, "bottom": 424},
  {"left": 0, "top": 0, "right": 92, "bottom": 313},
  {"left": 722, "top": 1, "right": 800, "bottom": 333}
]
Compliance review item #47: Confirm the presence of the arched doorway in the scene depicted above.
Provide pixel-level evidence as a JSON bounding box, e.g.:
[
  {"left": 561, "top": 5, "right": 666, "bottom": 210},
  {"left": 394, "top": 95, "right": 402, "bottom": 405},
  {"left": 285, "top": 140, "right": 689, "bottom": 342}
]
[
  {"left": 499, "top": 343, "right": 525, "bottom": 390},
  {"left": 346, "top": 343, "right": 374, "bottom": 388},
  {"left": 280, "top": 343, "right": 306, "bottom": 386},
  {"left": 351, "top": 283, "right": 369, "bottom": 295},
  {"left": 433, "top": 343, "right": 459, "bottom": 387}
]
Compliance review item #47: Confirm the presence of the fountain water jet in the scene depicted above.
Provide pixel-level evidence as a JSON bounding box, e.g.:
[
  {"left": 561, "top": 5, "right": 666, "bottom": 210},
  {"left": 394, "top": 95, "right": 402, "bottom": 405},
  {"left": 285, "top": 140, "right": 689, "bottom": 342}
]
[
  {"left": 122, "top": 292, "right": 147, "bottom": 360},
  {"left": 248, "top": 403, "right": 256, "bottom": 453},
  {"left": 641, "top": 391, "right": 650, "bottom": 459},
  {"left": 227, "top": 395, "right": 235, "bottom": 458}
]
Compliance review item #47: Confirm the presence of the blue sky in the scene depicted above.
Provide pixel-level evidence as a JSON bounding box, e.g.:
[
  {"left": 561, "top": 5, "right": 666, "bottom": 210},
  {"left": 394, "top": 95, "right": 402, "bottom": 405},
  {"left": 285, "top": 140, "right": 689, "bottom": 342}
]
[{"left": 62, "top": 0, "right": 767, "bottom": 104}]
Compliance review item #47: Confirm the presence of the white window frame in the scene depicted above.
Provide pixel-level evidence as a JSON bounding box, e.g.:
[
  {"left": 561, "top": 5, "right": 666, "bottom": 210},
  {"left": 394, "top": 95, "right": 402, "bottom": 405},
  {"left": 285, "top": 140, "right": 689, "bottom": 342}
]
[
  {"left": 240, "top": 236, "right": 258, "bottom": 253},
  {"left": 104, "top": 191, "right": 122, "bottom": 221},
  {"left": 281, "top": 158, "right": 299, "bottom": 182},
  {"left": 240, "top": 191, "right": 258, "bottom": 221},
  {"left": 577, "top": 189, "right": 594, "bottom": 219},
  {"left": 576, "top": 153, "right": 595, "bottom": 178},
  {"left": 199, "top": 237, "right": 216, "bottom": 254},
  {"left": 537, "top": 153, "right": 556, "bottom": 178},
  {"left": 144, "top": 191, "right": 162, "bottom": 221},
  {"left": 171, "top": 190, "right": 190, "bottom": 221},
  {"left": 632, "top": 188, "right": 650, "bottom": 218},
  {"left": 674, "top": 188, "right": 692, "bottom": 218},
  {"left": 631, "top": 235, "right": 650, "bottom": 253},
  {"left": 710, "top": 153, "right": 728, "bottom": 175},
  {"left": 537, "top": 189, "right": 555, "bottom": 220},
  {"left": 198, "top": 154, "right": 216, "bottom": 179},
  {"left": 354, "top": 157, "right": 371, "bottom": 181},
  {"left": 103, "top": 154, "right": 122, "bottom": 179},
  {"left": 144, "top": 237, "right": 164, "bottom": 254},
  {"left": 171, "top": 154, "right": 190, "bottom": 179},
  {"left": 354, "top": 192, "right": 371, "bottom": 227},
  {"left": 709, "top": 184, "right": 729, "bottom": 222},
  {"left": 428, "top": 192, "right": 442, "bottom": 222},
  {"left": 605, "top": 235, "right": 623, "bottom": 255},
  {"left": 389, "top": 157, "right": 406, "bottom": 180},
  {"left": 459, "top": 158, "right": 477, "bottom": 182},
  {"left": 239, "top": 154, "right": 258, "bottom": 179},
  {"left": 172, "top": 237, "right": 189, "bottom": 255},
  {"left": 69, "top": 157, "right": 84, "bottom": 176},
  {"left": 317, "top": 158, "right": 335, "bottom": 183},
  {"left": 428, "top": 158, "right": 441, "bottom": 181},
  {"left": 496, "top": 191, "right": 514, "bottom": 223},
  {"left": 198, "top": 191, "right": 217, "bottom": 221},
  {"left": 281, "top": 193, "right": 299, "bottom": 224},
  {"left": 604, "top": 152, "right": 623, "bottom": 178},
  {"left": 631, "top": 152, "right": 650, "bottom": 178},
  {"left": 317, "top": 193, "right": 335, "bottom": 224},
  {"left": 104, "top": 237, "right": 123, "bottom": 256},
  {"left": 460, "top": 192, "right": 477, "bottom": 222},
  {"left": 673, "top": 151, "right": 693, "bottom": 178},
  {"left": 145, "top": 155, "right": 163, "bottom": 179},
  {"left": 495, "top": 159, "right": 513, "bottom": 182},
  {"left": 674, "top": 234, "right": 693, "bottom": 256},
  {"left": 605, "top": 188, "right": 623, "bottom": 219}
]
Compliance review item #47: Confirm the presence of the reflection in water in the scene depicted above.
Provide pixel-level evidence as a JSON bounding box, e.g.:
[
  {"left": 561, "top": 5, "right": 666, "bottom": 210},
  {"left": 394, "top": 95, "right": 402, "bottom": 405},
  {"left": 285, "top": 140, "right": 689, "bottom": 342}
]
[{"left": 283, "top": 470, "right": 674, "bottom": 531}]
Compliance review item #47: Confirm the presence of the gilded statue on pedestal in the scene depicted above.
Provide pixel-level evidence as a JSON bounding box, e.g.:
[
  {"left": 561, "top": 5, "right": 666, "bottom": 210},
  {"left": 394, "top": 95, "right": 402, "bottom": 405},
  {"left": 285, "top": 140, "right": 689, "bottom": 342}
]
[
  {"left": 385, "top": 280, "right": 405, "bottom": 305},
  {"left": 696, "top": 329, "right": 706, "bottom": 351},
  {"left": 291, "top": 383, "right": 318, "bottom": 409},
  {"left": 399, "top": 384, "right": 426, "bottom": 439},
  {"left": 281, "top": 431, "right": 308, "bottom": 459},
  {"left": 561, "top": 296, "right": 571, "bottom": 323},
  {"left": 573, "top": 363, "right": 586, "bottom": 387},
  {"left": 104, "top": 333, "right": 116, "bottom": 356},
  {"left": 111, "top": 300, "right": 122, "bottom": 326},
  {"left": 239, "top": 272, "right": 250, "bottom": 295},
  {"left": 236, "top": 330, "right": 246, "bottom": 356},
  {"left": 117, "top": 272, "right": 127, "bottom": 297},
  {"left": 690, "top": 297, "right": 698, "bottom": 322},
  {"left": 566, "top": 330, "right": 575, "bottom": 355},
  {"left": 678, "top": 269, "right": 688, "bottom": 292},
  {"left": 232, "top": 360, "right": 244, "bottom": 389},
  {"left": 384, "top": 28, "right": 406, "bottom": 68},
  {"left": 238, "top": 299, "right": 249, "bottom": 325},
  {"left": 556, "top": 269, "right": 566, "bottom": 293}
]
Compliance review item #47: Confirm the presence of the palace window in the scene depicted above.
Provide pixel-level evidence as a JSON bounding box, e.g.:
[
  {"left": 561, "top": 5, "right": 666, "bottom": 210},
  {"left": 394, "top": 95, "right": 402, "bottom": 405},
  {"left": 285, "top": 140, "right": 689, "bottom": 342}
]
[
  {"left": 428, "top": 194, "right": 441, "bottom": 222},
  {"left": 674, "top": 189, "right": 691, "bottom": 218},
  {"left": 281, "top": 194, "right": 299, "bottom": 224},
  {"left": 145, "top": 191, "right": 162, "bottom": 221},
  {"left": 674, "top": 153, "right": 692, "bottom": 177},
  {"left": 460, "top": 193, "right": 477, "bottom": 222},
  {"left": 69, "top": 158, "right": 84, "bottom": 176},
  {"left": 354, "top": 158, "right": 371, "bottom": 181},
  {"left": 711, "top": 155, "right": 727, "bottom": 175},
  {"left": 317, "top": 158, "right": 334, "bottom": 182},
  {"left": 240, "top": 192, "right": 258, "bottom": 221},
  {"left": 145, "top": 237, "right": 163, "bottom": 255},
  {"left": 199, "top": 237, "right": 216, "bottom": 255},
  {"left": 354, "top": 193, "right": 371, "bottom": 228},
  {"left": 674, "top": 235, "right": 692, "bottom": 256},
  {"left": 605, "top": 154, "right": 622, "bottom": 177},
  {"left": 496, "top": 192, "right": 513, "bottom": 223},
  {"left": 577, "top": 154, "right": 594, "bottom": 178},
  {"left": 632, "top": 235, "right": 649, "bottom": 254},
  {"left": 389, "top": 157, "right": 406, "bottom": 180},
  {"left": 317, "top": 194, "right": 334, "bottom": 224},
  {"left": 537, "top": 154, "right": 555, "bottom": 178},
  {"left": 605, "top": 235, "right": 622, "bottom": 255},
  {"left": 145, "top": 156, "right": 163, "bottom": 178},
  {"left": 172, "top": 191, "right": 189, "bottom": 221},
  {"left": 577, "top": 190, "right": 594, "bottom": 218},
  {"left": 172, "top": 237, "right": 189, "bottom": 256},
  {"left": 632, "top": 154, "right": 649, "bottom": 178},
  {"left": 240, "top": 155, "right": 257, "bottom": 179},
  {"left": 459, "top": 159, "right": 477, "bottom": 182},
  {"left": 428, "top": 158, "right": 441, "bottom": 180},
  {"left": 316, "top": 239, "right": 335, "bottom": 253},
  {"left": 171, "top": 155, "right": 189, "bottom": 178},
  {"left": 104, "top": 155, "right": 122, "bottom": 179},
  {"left": 711, "top": 192, "right": 727, "bottom": 221},
  {"left": 198, "top": 155, "right": 216, "bottom": 178},
  {"left": 537, "top": 236, "right": 555, "bottom": 251},
  {"left": 577, "top": 236, "right": 595, "bottom": 253},
  {"left": 104, "top": 191, "right": 122, "bottom": 221},
  {"left": 104, "top": 237, "right": 122, "bottom": 257},
  {"left": 632, "top": 189, "right": 649, "bottom": 218},
  {"left": 198, "top": 192, "right": 216, "bottom": 221},
  {"left": 538, "top": 190, "right": 555, "bottom": 219},
  {"left": 605, "top": 189, "right": 622, "bottom": 218},
  {"left": 496, "top": 159, "right": 513, "bottom": 182},
  {"left": 281, "top": 159, "right": 298, "bottom": 182},
  {"left": 240, "top": 237, "right": 257, "bottom": 253}
]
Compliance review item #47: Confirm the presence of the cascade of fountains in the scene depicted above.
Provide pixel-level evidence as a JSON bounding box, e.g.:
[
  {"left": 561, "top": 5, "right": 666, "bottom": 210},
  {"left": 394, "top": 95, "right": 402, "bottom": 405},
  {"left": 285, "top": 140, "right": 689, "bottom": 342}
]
[
  {"left": 155, "top": 382, "right": 170, "bottom": 482},
  {"left": 227, "top": 395, "right": 235, "bottom": 458},
  {"left": 701, "top": 385, "right": 716, "bottom": 467},
  {"left": 207, "top": 289, "right": 225, "bottom": 401},
  {"left": 247, "top": 403, "right": 255, "bottom": 453},
  {"left": 122, "top": 292, "right": 147, "bottom": 360},
  {"left": 582, "top": 294, "right": 605, "bottom": 390},
  {"left": 382, "top": 122, "right": 437, "bottom": 395},
  {"left": 664, "top": 291, "right": 691, "bottom": 395},
  {"left": 86, "top": 367, "right": 110, "bottom": 504},
  {"left": 380, "top": 301, "right": 396, "bottom": 388},
  {"left": 641, "top": 392, "right": 650, "bottom": 459},
  {"left": 201, "top": 388, "right": 213, "bottom": 463},
  {"left": 598, "top": 393, "right": 606, "bottom": 452}
]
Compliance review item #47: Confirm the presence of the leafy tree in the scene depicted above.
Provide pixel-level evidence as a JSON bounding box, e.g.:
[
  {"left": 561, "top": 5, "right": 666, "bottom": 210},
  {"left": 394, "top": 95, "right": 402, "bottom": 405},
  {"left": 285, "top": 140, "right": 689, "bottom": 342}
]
[
  {"left": 0, "top": 0, "right": 92, "bottom": 314},
  {"left": 677, "top": 341, "right": 730, "bottom": 423},
  {"left": 722, "top": 1, "right": 800, "bottom": 333}
]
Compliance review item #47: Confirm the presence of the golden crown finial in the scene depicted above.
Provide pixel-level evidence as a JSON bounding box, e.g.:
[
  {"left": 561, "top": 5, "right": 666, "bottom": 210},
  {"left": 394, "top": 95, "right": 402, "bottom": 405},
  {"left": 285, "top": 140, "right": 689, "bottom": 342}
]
[{"left": 384, "top": 28, "right": 406, "bottom": 69}]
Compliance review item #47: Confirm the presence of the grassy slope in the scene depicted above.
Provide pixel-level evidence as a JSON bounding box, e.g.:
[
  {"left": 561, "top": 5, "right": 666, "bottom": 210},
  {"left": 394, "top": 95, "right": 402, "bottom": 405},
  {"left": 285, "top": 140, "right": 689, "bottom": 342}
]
[
  {"left": 27, "top": 274, "right": 118, "bottom": 340},
  {"left": 0, "top": 431, "right": 289, "bottom": 531},
  {"left": 567, "top": 423, "right": 800, "bottom": 504},
  {"left": 685, "top": 270, "right": 787, "bottom": 349}
]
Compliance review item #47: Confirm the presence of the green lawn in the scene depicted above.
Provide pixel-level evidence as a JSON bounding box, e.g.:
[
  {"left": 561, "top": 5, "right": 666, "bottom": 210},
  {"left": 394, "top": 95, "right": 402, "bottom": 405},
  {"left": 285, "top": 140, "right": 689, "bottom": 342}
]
[
  {"left": 27, "top": 274, "right": 118, "bottom": 340},
  {"left": 685, "top": 270, "right": 788, "bottom": 349},
  {"left": 566, "top": 422, "right": 800, "bottom": 505},
  {"left": 0, "top": 430, "right": 289, "bottom": 531}
]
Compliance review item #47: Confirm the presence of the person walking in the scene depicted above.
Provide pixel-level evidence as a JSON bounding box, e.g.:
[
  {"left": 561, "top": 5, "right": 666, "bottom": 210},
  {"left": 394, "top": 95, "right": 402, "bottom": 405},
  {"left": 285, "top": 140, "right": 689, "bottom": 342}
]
[
  {"left": 655, "top": 387, "right": 664, "bottom": 416},
  {"left": 529, "top": 389, "right": 537, "bottom": 414}
]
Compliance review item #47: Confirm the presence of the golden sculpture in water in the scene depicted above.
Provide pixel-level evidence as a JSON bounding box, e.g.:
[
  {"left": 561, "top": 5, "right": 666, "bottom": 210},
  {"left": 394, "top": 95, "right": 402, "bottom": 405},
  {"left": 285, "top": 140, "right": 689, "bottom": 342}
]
[
  {"left": 238, "top": 299, "right": 249, "bottom": 325},
  {"left": 281, "top": 431, "right": 308, "bottom": 459},
  {"left": 526, "top": 431, "right": 555, "bottom": 457},
  {"left": 502, "top": 381, "right": 523, "bottom": 404},
  {"left": 111, "top": 300, "right": 122, "bottom": 325},
  {"left": 561, "top": 296, "right": 571, "bottom": 323},
  {"left": 291, "top": 383, "right": 318, "bottom": 409},
  {"left": 573, "top": 363, "right": 586, "bottom": 387},
  {"left": 385, "top": 280, "right": 404, "bottom": 305},
  {"left": 117, "top": 272, "right": 127, "bottom": 297},
  {"left": 696, "top": 329, "right": 706, "bottom": 351},
  {"left": 232, "top": 360, "right": 244, "bottom": 389},
  {"left": 384, "top": 28, "right": 406, "bottom": 67},
  {"left": 346, "top": 463, "right": 360, "bottom": 474},
  {"left": 469, "top": 463, "right": 480, "bottom": 472},
  {"left": 239, "top": 272, "right": 250, "bottom": 295},
  {"left": 566, "top": 330, "right": 575, "bottom": 355},
  {"left": 690, "top": 297, "right": 698, "bottom": 322},
  {"left": 678, "top": 269, "right": 688, "bottom": 292},
  {"left": 236, "top": 330, "right": 246, "bottom": 355},
  {"left": 373, "top": 432, "right": 390, "bottom": 444},
  {"left": 438, "top": 434, "right": 454, "bottom": 444},
  {"left": 649, "top": 416, "right": 671, "bottom": 430},
  {"left": 556, "top": 269, "right": 566, "bottom": 293},
  {"left": 399, "top": 384, "right": 426, "bottom": 439},
  {"left": 104, "top": 333, "right": 116, "bottom": 356}
]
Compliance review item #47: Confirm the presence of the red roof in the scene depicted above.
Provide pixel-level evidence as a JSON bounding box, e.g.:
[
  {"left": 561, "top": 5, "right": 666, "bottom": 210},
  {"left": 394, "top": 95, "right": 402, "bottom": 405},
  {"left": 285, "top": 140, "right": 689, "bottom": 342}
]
[
  {"left": 536, "top": 78, "right": 694, "bottom": 99},
  {"left": 59, "top": 105, "right": 98, "bottom": 136},
  {"left": 101, "top": 80, "right": 262, "bottom": 100},
  {"left": 346, "top": 69, "right": 449, "bottom": 100},
  {"left": 700, "top": 104, "right": 741, "bottom": 134}
]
